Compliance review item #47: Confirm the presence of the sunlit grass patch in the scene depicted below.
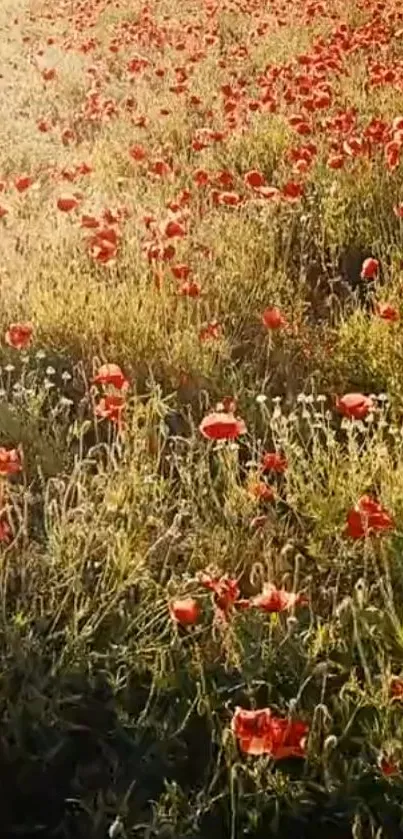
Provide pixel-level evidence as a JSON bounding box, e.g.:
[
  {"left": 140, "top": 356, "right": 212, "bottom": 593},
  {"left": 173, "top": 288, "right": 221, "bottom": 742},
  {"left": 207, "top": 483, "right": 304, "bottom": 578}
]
[{"left": 3, "top": 0, "right": 403, "bottom": 836}]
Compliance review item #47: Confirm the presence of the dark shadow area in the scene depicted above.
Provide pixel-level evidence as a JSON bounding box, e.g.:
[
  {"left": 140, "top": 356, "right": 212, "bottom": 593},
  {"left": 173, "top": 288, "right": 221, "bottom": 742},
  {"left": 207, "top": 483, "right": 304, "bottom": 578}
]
[{"left": 0, "top": 657, "right": 403, "bottom": 838}]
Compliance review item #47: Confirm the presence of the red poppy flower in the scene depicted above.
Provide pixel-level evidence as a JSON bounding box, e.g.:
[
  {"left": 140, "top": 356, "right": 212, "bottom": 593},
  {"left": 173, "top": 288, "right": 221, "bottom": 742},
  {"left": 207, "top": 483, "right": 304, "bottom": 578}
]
[
  {"left": 292, "top": 120, "right": 311, "bottom": 136},
  {"left": 346, "top": 495, "right": 394, "bottom": 539},
  {"left": 5, "top": 323, "right": 33, "bottom": 350},
  {"left": 199, "top": 573, "right": 240, "bottom": 615},
  {"left": 61, "top": 127, "right": 76, "bottom": 146},
  {"left": 37, "top": 119, "right": 51, "bottom": 133},
  {"left": 199, "top": 412, "right": 247, "bottom": 440},
  {"left": 178, "top": 280, "right": 201, "bottom": 297},
  {"left": 87, "top": 227, "right": 118, "bottom": 264},
  {"left": 81, "top": 214, "right": 100, "bottom": 229},
  {"left": 231, "top": 707, "right": 272, "bottom": 755},
  {"left": 386, "top": 141, "right": 400, "bottom": 171},
  {"left": 336, "top": 393, "right": 374, "bottom": 420},
  {"left": 171, "top": 188, "right": 191, "bottom": 208},
  {"left": 193, "top": 168, "right": 210, "bottom": 187},
  {"left": 171, "top": 263, "right": 191, "bottom": 280},
  {"left": 231, "top": 707, "right": 308, "bottom": 759},
  {"left": 379, "top": 754, "right": 400, "bottom": 777},
  {"left": 0, "top": 448, "right": 22, "bottom": 476},
  {"left": 244, "top": 170, "right": 266, "bottom": 189},
  {"left": 15, "top": 176, "right": 33, "bottom": 193},
  {"left": 164, "top": 219, "right": 186, "bottom": 238},
  {"left": 261, "top": 452, "right": 287, "bottom": 473},
  {"left": 327, "top": 154, "right": 344, "bottom": 170},
  {"left": 0, "top": 518, "right": 11, "bottom": 542},
  {"left": 149, "top": 159, "right": 172, "bottom": 177},
  {"left": 42, "top": 67, "right": 56, "bottom": 81},
  {"left": 293, "top": 159, "right": 309, "bottom": 175},
  {"left": 169, "top": 597, "right": 200, "bottom": 626},
  {"left": 102, "top": 207, "right": 129, "bottom": 225},
  {"left": 60, "top": 167, "right": 76, "bottom": 183},
  {"left": 134, "top": 115, "right": 148, "bottom": 129},
  {"left": 250, "top": 584, "right": 307, "bottom": 613},
  {"left": 93, "top": 363, "right": 128, "bottom": 391},
  {"left": 127, "top": 56, "right": 149, "bottom": 74},
  {"left": 343, "top": 136, "right": 368, "bottom": 158},
  {"left": 95, "top": 394, "right": 125, "bottom": 425},
  {"left": 248, "top": 481, "right": 275, "bottom": 502},
  {"left": 129, "top": 144, "right": 147, "bottom": 161},
  {"left": 393, "top": 116, "right": 403, "bottom": 133},
  {"left": 214, "top": 190, "right": 242, "bottom": 207},
  {"left": 360, "top": 257, "right": 379, "bottom": 279},
  {"left": 265, "top": 715, "right": 309, "bottom": 760},
  {"left": 262, "top": 307, "right": 287, "bottom": 329},
  {"left": 375, "top": 302, "right": 399, "bottom": 322},
  {"left": 199, "top": 321, "right": 221, "bottom": 341},
  {"left": 145, "top": 242, "right": 175, "bottom": 263},
  {"left": 76, "top": 162, "right": 92, "bottom": 177},
  {"left": 142, "top": 213, "right": 157, "bottom": 230},
  {"left": 390, "top": 676, "right": 403, "bottom": 700},
  {"left": 282, "top": 181, "right": 304, "bottom": 201},
  {"left": 57, "top": 194, "right": 79, "bottom": 212},
  {"left": 214, "top": 170, "right": 235, "bottom": 189}
]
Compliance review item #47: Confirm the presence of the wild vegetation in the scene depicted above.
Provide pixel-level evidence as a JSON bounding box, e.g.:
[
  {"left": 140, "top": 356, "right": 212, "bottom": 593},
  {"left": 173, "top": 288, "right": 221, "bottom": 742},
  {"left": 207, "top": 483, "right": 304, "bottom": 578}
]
[{"left": 2, "top": 0, "right": 403, "bottom": 836}]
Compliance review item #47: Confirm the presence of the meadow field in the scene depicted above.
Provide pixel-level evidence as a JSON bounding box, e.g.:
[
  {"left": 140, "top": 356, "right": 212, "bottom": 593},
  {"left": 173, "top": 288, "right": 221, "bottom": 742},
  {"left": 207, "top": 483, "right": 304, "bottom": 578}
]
[{"left": 2, "top": 0, "right": 403, "bottom": 835}]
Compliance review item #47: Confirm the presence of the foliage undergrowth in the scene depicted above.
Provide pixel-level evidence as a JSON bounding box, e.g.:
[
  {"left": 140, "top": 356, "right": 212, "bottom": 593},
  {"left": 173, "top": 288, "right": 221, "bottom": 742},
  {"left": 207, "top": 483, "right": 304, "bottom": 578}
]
[{"left": 1, "top": 0, "right": 403, "bottom": 836}]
